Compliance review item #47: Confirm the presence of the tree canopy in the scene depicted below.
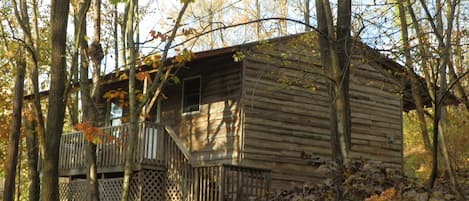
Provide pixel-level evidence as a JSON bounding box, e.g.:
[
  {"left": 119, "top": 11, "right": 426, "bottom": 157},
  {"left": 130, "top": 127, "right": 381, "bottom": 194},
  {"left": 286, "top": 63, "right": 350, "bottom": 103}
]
[{"left": 1, "top": 0, "right": 469, "bottom": 200}]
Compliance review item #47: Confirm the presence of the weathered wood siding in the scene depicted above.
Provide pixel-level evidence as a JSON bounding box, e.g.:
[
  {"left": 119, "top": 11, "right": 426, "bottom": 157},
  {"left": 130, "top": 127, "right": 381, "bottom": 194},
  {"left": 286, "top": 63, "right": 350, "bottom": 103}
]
[
  {"left": 239, "top": 35, "right": 403, "bottom": 190},
  {"left": 349, "top": 59, "right": 403, "bottom": 169},
  {"left": 160, "top": 54, "right": 243, "bottom": 164}
]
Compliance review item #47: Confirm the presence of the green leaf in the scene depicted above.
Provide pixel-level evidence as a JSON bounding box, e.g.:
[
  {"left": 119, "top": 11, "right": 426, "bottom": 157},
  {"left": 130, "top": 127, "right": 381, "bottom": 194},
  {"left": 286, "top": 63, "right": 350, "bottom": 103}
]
[
  {"left": 232, "top": 51, "right": 245, "bottom": 62},
  {"left": 109, "top": 0, "right": 125, "bottom": 4},
  {"left": 280, "top": 53, "right": 288, "bottom": 60},
  {"left": 171, "top": 75, "right": 180, "bottom": 84}
]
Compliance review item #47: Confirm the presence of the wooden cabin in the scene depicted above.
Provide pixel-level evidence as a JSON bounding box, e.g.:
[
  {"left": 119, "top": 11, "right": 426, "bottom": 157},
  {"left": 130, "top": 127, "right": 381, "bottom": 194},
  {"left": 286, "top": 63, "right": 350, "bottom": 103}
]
[{"left": 58, "top": 33, "right": 410, "bottom": 200}]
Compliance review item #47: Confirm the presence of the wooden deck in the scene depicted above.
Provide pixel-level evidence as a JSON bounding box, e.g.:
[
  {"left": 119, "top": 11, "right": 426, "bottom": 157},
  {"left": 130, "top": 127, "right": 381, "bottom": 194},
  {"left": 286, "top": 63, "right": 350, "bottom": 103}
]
[
  {"left": 58, "top": 122, "right": 271, "bottom": 200},
  {"left": 59, "top": 164, "right": 271, "bottom": 201},
  {"left": 59, "top": 122, "right": 166, "bottom": 175}
]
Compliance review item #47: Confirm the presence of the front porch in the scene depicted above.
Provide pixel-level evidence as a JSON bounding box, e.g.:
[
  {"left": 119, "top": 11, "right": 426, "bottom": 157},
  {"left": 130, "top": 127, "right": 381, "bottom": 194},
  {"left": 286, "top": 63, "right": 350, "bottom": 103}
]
[
  {"left": 59, "top": 122, "right": 166, "bottom": 175},
  {"left": 58, "top": 122, "right": 271, "bottom": 200}
]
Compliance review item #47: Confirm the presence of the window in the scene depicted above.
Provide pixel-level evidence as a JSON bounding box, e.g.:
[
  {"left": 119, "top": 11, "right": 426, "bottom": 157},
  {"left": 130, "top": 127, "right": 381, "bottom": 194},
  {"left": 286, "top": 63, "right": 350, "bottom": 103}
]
[
  {"left": 109, "top": 102, "right": 123, "bottom": 126},
  {"left": 182, "top": 76, "right": 201, "bottom": 114}
]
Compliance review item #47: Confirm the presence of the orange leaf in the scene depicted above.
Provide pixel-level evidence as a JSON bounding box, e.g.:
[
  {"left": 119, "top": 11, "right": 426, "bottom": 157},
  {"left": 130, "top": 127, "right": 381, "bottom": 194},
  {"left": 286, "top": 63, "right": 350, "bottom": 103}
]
[
  {"left": 105, "top": 135, "right": 115, "bottom": 142},
  {"left": 152, "top": 62, "right": 159, "bottom": 68},
  {"left": 152, "top": 54, "right": 161, "bottom": 60},
  {"left": 149, "top": 30, "right": 156, "bottom": 38},
  {"left": 76, "top": 122, "right": 106, "bottom": 144},
  {"left": 174, "top": 55, "right": 185, "bottom": 63},
  {"left": 74, "top": 122, "right": 91, "bottom": 131},
  {"left": 136, "top": 72, "right": 147, "bottom": 81}
]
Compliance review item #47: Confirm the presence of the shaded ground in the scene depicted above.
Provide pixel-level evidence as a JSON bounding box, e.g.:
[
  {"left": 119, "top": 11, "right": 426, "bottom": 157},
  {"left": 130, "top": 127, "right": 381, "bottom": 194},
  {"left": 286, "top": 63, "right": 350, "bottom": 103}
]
[{"left": 268, "top": 160, "right": 458, "bottom": 201}]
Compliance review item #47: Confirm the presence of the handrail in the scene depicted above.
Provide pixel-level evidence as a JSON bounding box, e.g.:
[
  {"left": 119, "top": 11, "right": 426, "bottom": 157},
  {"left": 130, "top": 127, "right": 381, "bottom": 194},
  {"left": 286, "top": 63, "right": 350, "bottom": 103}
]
[
  {"left": 59, "top": 121, "right": 165, "bottom": 172},
  {"left": 60, "top": 123, "right": 267, "bottom": 179},
  {"left": 59, "top": 122, "right": 272, "bottom": 200},
  {"left": 164, "top": 125, "right": 194, "bottom": 164}
]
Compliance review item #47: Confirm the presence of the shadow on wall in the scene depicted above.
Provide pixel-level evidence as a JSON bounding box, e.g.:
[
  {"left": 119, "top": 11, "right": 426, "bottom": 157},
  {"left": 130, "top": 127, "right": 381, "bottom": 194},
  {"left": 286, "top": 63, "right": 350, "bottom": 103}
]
[{"left": 186, "top": 99, "right": 240, "bottom": 162}]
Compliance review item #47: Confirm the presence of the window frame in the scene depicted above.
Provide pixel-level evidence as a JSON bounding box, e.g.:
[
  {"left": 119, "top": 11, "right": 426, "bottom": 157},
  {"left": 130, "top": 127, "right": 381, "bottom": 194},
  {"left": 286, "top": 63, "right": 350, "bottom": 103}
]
[
  {"left": 108, "top": 101, "right": 123, "bottom": 126},
  {"left": 181, "top": 75, "right": 202, "bottom": 115}
]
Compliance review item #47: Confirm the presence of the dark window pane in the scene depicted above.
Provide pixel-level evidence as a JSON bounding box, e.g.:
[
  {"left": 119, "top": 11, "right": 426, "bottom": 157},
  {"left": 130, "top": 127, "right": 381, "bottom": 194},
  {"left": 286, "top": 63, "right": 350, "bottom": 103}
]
[{"left": 183, "top": 77, "right": 201, "bottom": 113}]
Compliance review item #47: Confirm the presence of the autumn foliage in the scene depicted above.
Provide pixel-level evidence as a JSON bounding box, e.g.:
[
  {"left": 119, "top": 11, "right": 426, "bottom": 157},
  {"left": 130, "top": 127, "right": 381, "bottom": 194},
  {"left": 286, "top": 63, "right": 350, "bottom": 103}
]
[
  {"left": 268, "top": 160, "right": 458, "bottom": 201},
  {"left": 74, "top": 122, "right": 112, "bottom": 144}
]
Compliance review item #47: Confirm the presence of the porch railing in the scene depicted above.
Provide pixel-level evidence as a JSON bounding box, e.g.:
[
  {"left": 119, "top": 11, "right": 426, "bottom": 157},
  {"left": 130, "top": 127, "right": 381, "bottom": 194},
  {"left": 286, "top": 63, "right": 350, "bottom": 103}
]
[
  {"left": 59, "top": 122, "right": 165, "bottom": 172},
  {"left": 189, "top": 164, "right": 271, "bottom": 201},
  {"left": 163, "top": 126, "right": 271, "bottom": 201},
  {"left": 59, "top": 123, "right": 271, "bottom": 200}
]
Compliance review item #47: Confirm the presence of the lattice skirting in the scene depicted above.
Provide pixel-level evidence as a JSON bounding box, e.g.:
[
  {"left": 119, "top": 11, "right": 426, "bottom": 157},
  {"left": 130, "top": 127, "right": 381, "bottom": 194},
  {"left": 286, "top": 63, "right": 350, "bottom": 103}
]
[
  {"left": 59, "top": 170, "right": 165, "bottom": 201},
  {"left": 59, "top": 166, "right": 270, "bottom": 201},
  {"left": 141, "top": 169, "right": 166, "bottom": 200}
]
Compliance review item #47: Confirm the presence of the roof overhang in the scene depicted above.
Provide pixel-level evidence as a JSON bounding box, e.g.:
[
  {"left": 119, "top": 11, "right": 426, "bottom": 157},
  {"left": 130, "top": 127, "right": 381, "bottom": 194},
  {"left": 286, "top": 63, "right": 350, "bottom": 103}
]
[{"left": 25, "top": 32, "right": 453, "bottom": 111}]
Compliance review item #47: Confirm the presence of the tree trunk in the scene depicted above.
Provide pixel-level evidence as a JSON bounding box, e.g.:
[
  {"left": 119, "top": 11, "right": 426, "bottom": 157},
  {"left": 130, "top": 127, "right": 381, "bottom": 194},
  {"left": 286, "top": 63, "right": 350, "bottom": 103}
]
[
  {"left": 279, "top": 0, "right": 287, "bottom": 35},
  {"left": 16, "top": 142, "right": 22, "bottom": 201},
  {"left": 438, "top": 108, "right": 465, "bottom": 200},
  {"left": 416, "top": 1, "right": 464, "bottom": 197},
  {"left": 447, "top": 61, "right": 469, "bottom": 110},
  {"left": 404, "top": 1, "right": 435, "bottom": 153},
  {"left": 120, "top": 6, "right": 127, "bottom": 69},
  {"left": 335, "top": 0, "right": 352, "bottom": 158},
  {"left": 255, "top": 0, "right": 260, "bottom": 40},
  {"left": 315, "top": 0, "right": 352, "bottom": 198},
  {"left": 303, "top": 0, "right": 311, "bottom": 31},
  {"left": 83, "top": 0, "right": 104, "bottom": 199},
  {"left": 10, "top": 0, "right": 44, "bottom": 199},
  {"left": 445, "top": 0, "right": 469, "bottom": 110},
  {"left": 209, "top": 9, "right": 214, "bottom": 49},
  {"left": 397, "top": 0, "right": 432, "bottom": 151},
  {"left": 139, "top": 1, "right": 190, "bottom": 116},
  {"left": 86, "top": 143, "right": 99, "bottom": 201},
  {"left": 12, "top": 0, "right": 46, "bottom": 163},
  {"left": 121, "top": 0, "right": 137, "bottom": 199},
  {"left": 412, "top": 81, "right": 432, "bottom": 151},
  {"left": 69, "top": 12, "right": 80, "bottom": 126},
  {"left": 120, "top": 1, "right": 190, "bottom": 200},
  {"left": 114, "top": 3, "right": 119, "bottom": 70},
  {"left": 3, "top": 49, "right": 26, "bottom": 201},
  {"left": 315, "top": 1, "right": 348, "bottom": 200},
  {"left": 315, "top": 0, "right": 351, "bottom": 165},
  {"left": 41, "top": 0, "right": 70, "bottom": 199},
  {"left": 315, "top": 0, "right": 339, "bottom": 162},
  {"left": 25, "top": 105, "right": 40, "bottom": 201},
  {"left": 71, "top": 0, "right": 101, "bottom": 198}
]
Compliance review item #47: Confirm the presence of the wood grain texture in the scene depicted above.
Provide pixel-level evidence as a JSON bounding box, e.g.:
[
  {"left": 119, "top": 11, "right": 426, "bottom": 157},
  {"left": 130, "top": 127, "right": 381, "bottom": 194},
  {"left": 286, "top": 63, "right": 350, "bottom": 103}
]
[
  {"left": 239, "top": 35, "right": 403, "bottom": 190},
  {"left": 160, "top": 54, "right": 243, "bottom": 164},
  {"left": 59, "top": 34, "right": 405, "bottom": 193}
]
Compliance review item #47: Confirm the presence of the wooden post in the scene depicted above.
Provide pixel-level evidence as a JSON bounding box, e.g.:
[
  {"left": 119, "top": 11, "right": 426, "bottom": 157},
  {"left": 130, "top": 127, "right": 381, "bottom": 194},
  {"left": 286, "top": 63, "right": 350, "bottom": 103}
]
[{"left": 219, "top": 165, "right": 225, "bottom": 201}]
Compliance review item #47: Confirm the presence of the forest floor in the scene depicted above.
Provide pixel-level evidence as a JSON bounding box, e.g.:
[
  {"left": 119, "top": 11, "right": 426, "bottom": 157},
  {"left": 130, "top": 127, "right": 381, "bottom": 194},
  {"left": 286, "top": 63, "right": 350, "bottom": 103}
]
[{"left": 268, "top": 160, "right": 461, "bottom": 201}]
